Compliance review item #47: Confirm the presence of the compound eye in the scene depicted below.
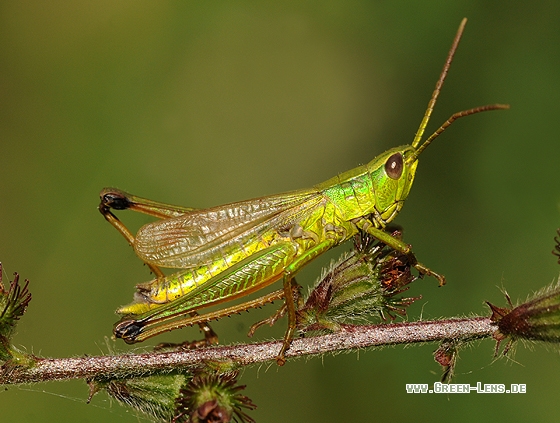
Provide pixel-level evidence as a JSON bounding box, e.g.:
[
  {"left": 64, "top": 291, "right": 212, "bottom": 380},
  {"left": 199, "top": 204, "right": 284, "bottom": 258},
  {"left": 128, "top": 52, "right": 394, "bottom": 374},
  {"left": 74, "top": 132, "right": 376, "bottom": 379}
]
[{"left": 385, "top": 153, "right": 403, "bottom": 180}]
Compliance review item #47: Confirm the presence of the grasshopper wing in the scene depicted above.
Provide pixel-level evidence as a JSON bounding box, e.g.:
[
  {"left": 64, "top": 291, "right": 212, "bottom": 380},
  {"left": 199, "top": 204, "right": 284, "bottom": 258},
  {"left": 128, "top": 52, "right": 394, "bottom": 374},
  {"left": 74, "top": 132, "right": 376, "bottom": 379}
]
[{"left": 133, "top": 188, "right": 325, "bottom": 268}]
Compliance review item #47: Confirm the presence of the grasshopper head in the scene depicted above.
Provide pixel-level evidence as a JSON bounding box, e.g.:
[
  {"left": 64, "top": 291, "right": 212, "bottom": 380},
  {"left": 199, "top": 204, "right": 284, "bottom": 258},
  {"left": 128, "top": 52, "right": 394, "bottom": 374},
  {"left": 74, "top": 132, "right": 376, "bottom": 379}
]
[{"left": 366, "top": 145, "right": 418, "bottom": 226}]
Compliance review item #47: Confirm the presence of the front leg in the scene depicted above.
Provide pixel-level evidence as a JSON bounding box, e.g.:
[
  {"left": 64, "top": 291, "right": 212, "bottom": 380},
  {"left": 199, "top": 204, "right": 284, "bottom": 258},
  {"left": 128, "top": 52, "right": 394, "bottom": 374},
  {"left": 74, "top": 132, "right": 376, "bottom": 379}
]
[{"left": 355, "top": 218, "right": 446, "bottom": 286}]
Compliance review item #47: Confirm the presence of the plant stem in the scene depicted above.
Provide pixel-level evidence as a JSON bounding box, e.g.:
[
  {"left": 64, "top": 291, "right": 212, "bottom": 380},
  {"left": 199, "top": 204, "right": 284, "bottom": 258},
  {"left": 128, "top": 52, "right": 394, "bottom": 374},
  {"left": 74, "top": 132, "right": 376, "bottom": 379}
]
[{"left": 0, "top": 317, "right": 495, "bottom": 385}]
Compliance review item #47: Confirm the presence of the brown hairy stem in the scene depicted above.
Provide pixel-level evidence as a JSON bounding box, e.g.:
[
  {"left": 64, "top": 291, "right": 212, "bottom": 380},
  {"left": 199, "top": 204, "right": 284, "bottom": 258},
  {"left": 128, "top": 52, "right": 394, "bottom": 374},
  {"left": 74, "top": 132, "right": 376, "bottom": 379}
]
[{"left": 0, "top": 317, "right": 495, "bottom": 385}]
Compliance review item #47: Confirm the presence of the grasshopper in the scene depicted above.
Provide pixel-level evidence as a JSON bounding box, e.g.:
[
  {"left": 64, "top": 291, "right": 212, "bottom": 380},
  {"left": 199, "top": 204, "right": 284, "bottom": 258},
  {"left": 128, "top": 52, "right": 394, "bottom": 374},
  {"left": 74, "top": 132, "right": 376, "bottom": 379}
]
[{"left": 99, "top": 18, "right": 508, "bottom": 364}]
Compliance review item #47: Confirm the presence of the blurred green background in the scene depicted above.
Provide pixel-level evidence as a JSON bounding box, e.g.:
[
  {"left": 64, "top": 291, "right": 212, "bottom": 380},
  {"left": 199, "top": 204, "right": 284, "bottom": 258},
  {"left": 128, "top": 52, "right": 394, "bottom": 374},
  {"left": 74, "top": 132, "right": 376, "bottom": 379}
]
[{"left": 2, "top": 1, "right": 560, "bottom": 422}]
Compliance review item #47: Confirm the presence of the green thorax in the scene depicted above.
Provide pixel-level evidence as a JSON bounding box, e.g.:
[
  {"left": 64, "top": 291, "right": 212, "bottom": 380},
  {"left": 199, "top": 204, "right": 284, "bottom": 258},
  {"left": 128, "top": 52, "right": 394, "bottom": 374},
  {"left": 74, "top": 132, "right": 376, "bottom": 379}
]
[{"left": 316, "top": 146, "right": 418, "bottom": 228}]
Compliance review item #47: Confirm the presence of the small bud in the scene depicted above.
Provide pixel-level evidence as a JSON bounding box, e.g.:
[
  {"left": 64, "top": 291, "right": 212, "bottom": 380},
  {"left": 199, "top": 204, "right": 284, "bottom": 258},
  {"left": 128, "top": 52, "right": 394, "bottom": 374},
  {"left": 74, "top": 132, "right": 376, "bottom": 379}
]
[
  {"left": 487, "top": 281, "right": 560, "bottom": 353},
  {"left": 0, "top": 264, "right": 33, "bottom": 364},
  {"left": 102, "top": 374, "right": 189, "bottom": 422},
  {"left": 552, "top": 228, "right": 560, "bottom": 264},
  {"left": 434, "top": 341, "right": 458, "bottom": 383},
  {"left": 176, "top": 371, "right": 256, "bottom": 423},
  {"left": 297, "top": 231, "right": 419, "bottom": 333}
]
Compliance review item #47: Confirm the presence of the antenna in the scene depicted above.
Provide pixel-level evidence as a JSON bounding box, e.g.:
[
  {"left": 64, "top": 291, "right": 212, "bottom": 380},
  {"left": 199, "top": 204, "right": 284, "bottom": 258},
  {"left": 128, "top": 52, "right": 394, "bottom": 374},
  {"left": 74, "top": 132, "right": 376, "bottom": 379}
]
[{"left": 408, "top": 18, "right": 509, "bottom": 162}]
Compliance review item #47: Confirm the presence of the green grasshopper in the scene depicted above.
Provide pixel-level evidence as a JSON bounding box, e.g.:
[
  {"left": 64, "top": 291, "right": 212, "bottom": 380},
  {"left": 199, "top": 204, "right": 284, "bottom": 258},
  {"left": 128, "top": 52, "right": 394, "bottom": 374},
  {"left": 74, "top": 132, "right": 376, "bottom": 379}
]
[{"left": 99, "top": 18, "right": 508, "bottom": 364}]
